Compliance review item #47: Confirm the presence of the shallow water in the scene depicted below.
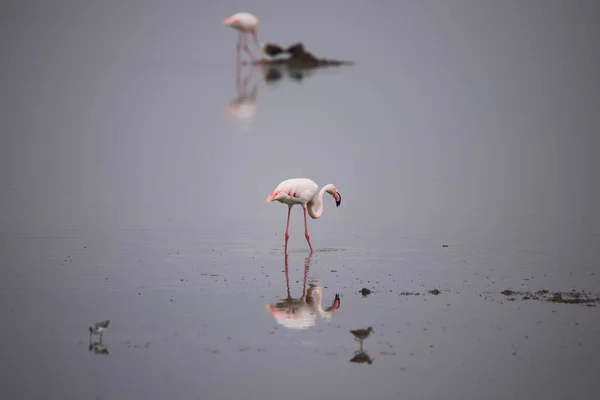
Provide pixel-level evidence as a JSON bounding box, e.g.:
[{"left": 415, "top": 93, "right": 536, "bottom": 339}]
[{"left": 1, "top": 1, "right": 600, "bottom": 399}]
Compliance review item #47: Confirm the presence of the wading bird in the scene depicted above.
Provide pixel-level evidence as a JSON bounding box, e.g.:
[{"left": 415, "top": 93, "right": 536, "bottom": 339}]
[
  {"left": 350, "top": 326, "right": 374, "bottom": 342},
  {"left": 267, "top": 178, "right": 342, "bottom": 252},
  {"left": 89, "top": 320, "right": 110, "bottom": 341},
  {"left": 223, "top": 12, "right": 284, "bottom": 64}
]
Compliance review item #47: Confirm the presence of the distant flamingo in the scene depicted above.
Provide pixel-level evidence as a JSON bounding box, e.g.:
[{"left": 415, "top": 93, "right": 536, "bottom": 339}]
[
  {"left": 223, "top": 12, "right": 283, "bottom": 64},
  {"left": 267, "top": 178, "right": 342, "bottom": 252}
]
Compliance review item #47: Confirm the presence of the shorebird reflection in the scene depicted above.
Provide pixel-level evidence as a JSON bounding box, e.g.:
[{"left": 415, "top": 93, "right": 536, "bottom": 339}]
[
  {"left": 266, "top": 253, "right": 341, "bottom": 330},
  {"left": 349, "top": 348, "right": 374, "bottom": 365},
  {"left": 88, "top": 339, "right": 110, "bottom": 355}
]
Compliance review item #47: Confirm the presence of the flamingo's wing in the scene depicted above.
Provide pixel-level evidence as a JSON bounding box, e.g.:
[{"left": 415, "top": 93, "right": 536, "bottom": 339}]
[
  {"left": 289, "top": 178, "right": 318, "bottom": 202},
  {"left": 268, "top": 178, "right": 317, "bottom": 203}
]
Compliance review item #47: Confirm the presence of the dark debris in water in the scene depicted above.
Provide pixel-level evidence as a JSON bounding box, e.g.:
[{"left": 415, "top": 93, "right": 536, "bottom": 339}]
[
  {"left": 360, "top": 288, "right": 372, "bottom": 297},
  {"left": 398, "top": 290, "right": 445, "bottom": 296},
  {"left": 318, "top": 248, "right": 346, "bottom": 253},
  {"left": 397, "top": 290, "right": 445, "bottom": 296},
  {"left": 501, "top": 288, "right": 600, "bottom": 306}
]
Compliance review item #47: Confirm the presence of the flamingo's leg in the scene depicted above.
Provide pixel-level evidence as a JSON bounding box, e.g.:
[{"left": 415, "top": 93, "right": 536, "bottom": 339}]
[
  {"left": 303, "top": 207, "right": 313, "bottom": 253},
  {"left": 284, "top": 206, "right": 292, "bottom": 251},
  {"left": 235, "top": 32, "right": 243, "bottom": 66},
  {"left": 242, "top": 32, "right": 260, "bottom": 63}
]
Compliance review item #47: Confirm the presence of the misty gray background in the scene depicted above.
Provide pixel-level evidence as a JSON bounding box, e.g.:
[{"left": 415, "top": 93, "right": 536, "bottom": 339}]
[{"left": 1, "top": 1, "right": 599, "bottom": 399}]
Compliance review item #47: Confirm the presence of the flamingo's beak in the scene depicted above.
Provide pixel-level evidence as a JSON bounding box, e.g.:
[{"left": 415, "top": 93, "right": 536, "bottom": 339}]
[
  {"left": 335, "top": 192, "right": 342, "bottom": 207},
  {"left": 267, "top": 190, "right": 283, "bottom": 203}
]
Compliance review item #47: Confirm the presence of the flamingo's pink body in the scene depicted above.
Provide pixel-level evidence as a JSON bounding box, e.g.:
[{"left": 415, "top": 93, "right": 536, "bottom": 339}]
[
  {"left": 223, "top": 12, "right": 266, "bottom": 64},
  {"left": 267, "top": 178, "right": 342, "bottom": 253}
]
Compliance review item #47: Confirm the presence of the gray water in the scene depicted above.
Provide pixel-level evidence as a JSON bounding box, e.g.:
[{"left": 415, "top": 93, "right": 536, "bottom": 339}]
[{"left": 1, "top": 1, "right": 599, "bottom": 399}]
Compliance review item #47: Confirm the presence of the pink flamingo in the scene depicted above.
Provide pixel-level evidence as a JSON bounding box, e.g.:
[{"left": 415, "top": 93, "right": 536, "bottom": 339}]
[
  {"left": 223, "top": 12, "right": 278, "bottom": 64},
  {"left": 267, "top": 178, "right": 342, "bottom": 252}
]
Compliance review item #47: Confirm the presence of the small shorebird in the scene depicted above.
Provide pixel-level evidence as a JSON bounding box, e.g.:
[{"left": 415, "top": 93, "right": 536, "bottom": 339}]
[
  {"left": 350, "top": 326, "right": 374, "bottom": 341},
  {"left": 89, "top": 320, "right": 110, "bottom": 340}
]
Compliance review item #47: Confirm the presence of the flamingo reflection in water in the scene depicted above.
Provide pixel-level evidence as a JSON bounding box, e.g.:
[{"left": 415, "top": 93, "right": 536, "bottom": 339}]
[
  {"left": 225, "top": 61, "right": 308, "bottom": 130},
  {"left": 226, "top": 62, "right": 264, "bottom": 131},
  {"left": 265, "top": 253, "right": 341, "bottom": 330}
]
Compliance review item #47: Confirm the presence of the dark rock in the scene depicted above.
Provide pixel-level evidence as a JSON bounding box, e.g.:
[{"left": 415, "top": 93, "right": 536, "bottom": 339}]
[
  {"left": 257, "top": 42, "right": 354, "bottom": 69},
  {"left": 263, "top": 43, "right": 284, "bottom": 57}
]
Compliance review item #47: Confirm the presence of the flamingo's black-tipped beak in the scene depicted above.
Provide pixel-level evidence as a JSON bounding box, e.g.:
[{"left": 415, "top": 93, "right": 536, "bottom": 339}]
[{"left": 335, "top": 192, "right": 342, "bottom": 207}]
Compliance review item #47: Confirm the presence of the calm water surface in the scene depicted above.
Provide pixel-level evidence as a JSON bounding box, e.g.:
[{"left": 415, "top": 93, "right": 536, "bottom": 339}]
[{"left": 1, "top": 1, "right": 599, "bottom": 399}]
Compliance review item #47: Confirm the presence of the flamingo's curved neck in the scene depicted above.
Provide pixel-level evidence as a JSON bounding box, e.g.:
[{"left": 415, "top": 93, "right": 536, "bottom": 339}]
[
  {"left": 307, "top": 184, "right": 333, "bottom": 219},
  {"left": 311, "top": 287, "right": 331, "bottom": 318},
  {"left": 313, "top": 287, "right": 324, "bottom": 313}
]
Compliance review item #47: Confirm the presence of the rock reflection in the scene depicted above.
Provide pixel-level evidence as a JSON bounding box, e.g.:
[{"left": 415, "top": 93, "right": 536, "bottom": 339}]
[
  {"left": 262, "top": 64, "right": 316, "bottom": 84},
  {"left": 266, "top": 253, "right": 341, "bottom": 330}
]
